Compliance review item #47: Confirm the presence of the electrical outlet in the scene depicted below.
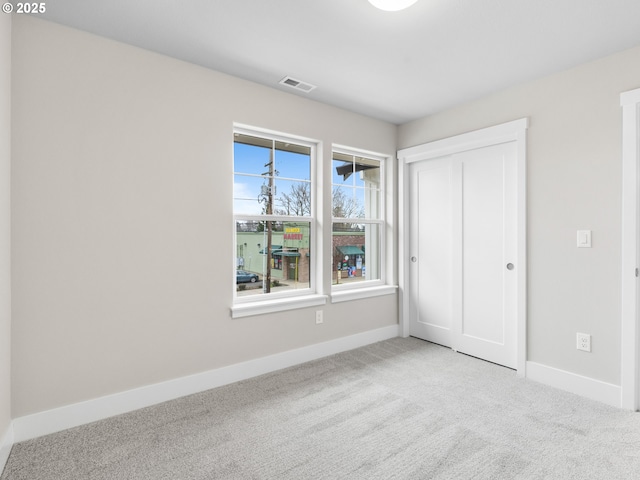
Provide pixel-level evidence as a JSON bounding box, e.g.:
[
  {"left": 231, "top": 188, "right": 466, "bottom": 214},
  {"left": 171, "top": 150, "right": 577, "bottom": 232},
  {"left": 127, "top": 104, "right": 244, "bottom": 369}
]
[
  {"left": 315, "top": 310, "right": 323, "bottom": 324},
  {"left": 576, "top": 333, "right": 591, "bottom": 352}
]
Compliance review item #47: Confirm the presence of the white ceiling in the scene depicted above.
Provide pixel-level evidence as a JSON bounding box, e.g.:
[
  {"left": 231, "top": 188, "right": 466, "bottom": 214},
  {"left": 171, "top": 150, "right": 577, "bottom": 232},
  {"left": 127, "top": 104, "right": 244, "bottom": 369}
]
[{"left": 36, "top": 0, "right": 640, "bottom": 124}]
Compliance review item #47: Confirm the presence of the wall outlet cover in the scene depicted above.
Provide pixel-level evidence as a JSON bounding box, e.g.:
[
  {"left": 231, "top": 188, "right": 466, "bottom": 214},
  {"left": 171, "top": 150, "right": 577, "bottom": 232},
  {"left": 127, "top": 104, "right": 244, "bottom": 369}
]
[{"left": 577, "top": 332, "right": 591, "bottom": 352}]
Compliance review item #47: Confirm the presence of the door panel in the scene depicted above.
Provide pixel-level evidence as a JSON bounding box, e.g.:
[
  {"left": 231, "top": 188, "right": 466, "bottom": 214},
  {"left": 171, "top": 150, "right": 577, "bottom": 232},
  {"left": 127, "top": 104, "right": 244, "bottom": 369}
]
[
  {"left": 461, "top": 147, "right": 505, "bottom": 344},
  {"left": 410, "top": 142, "right": 517, "bottom": 369},
  {"left": 409, "top": 157, "right": 453, "bottom": 347},
  {"left": 456, "top": 143, "right": 517, "bottom": 367}
]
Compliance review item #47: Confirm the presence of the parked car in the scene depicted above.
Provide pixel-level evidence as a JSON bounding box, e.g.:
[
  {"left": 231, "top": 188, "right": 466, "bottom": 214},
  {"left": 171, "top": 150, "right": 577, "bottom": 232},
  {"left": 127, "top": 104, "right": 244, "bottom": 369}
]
[{"left": 236, "top": 270, "right": 259, "bottom": 284}]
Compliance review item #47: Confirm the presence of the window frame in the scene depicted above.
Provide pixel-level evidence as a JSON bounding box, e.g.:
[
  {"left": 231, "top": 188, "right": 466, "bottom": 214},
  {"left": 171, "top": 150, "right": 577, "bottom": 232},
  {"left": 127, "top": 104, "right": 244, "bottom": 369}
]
[
  {"left": 232, "top": 125, "right": 326, "bottom": 317},
  {"left": 330, "top": 145, "right": 389, "bottom": 296}
]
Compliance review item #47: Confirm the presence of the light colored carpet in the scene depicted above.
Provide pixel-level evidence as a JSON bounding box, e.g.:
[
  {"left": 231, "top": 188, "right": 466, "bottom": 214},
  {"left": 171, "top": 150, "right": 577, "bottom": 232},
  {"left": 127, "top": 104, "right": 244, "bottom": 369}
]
[{"left": 2, "top": 337, "right": 640, "bottom": 479}]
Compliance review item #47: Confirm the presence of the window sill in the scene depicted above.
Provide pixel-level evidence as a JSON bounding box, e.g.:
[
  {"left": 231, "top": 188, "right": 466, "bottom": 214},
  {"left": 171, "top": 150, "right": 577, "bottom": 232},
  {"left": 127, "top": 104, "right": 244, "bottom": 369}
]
[
  {"left": 231, "top": 294, "right": 328, "bottom": 319},
  {"left": 330, "top": 285, "right": 398, "bottom": 304}
]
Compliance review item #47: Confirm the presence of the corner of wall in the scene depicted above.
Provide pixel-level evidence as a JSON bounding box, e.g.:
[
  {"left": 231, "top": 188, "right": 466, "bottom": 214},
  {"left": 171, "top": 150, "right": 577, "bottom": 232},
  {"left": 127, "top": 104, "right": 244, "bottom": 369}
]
[
  {"left": 0, "top": 423, "right": 13, "bottom": 475},
  {"left": 0, "top": 10, "right": 12, "bottom": 475}
]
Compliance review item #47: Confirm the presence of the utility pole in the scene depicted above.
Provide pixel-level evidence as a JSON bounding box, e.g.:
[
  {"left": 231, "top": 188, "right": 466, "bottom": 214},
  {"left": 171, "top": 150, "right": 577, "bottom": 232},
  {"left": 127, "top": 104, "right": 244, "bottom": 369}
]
[{"left": 263, "top": 148, "right": 274, "bottom": 293}]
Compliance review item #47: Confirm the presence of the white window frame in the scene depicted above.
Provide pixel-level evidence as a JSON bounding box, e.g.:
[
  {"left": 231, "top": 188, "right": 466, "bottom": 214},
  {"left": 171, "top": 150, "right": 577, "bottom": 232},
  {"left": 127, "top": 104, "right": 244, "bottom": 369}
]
[
  {"left": 231, "top": 125, "right": 326, "bottom": 318},
  {"left": 330, "top": 145, "right": 396, "bottom": 303}
]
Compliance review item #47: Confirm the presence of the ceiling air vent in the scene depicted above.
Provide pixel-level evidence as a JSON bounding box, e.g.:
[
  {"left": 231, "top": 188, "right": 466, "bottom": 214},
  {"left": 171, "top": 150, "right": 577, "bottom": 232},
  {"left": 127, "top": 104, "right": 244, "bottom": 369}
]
[{"left": 279, "top": 76, "right": 317, "bottom": 93}]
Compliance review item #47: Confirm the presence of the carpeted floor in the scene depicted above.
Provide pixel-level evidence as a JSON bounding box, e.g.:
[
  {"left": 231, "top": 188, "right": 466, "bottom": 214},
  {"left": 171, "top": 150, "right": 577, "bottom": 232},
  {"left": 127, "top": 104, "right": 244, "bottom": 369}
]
[{"left": 2, "top": 337, "right": 640, "bottom": 479}]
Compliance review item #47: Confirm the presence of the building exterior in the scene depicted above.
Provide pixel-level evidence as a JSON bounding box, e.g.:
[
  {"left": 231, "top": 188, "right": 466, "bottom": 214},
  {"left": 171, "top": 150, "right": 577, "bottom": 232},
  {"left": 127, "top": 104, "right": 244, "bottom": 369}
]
[{"left": 237, "top": 225, "right": 367, "bottom": 284}]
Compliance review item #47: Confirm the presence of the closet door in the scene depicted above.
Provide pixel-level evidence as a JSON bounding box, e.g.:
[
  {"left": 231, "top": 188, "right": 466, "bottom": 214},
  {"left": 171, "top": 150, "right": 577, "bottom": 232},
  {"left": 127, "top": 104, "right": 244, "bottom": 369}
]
[
  {"left": 409, "top": 156, "right": 454, "bottom": 347},
  {"left": 409, "top": 142, "right": 517, "bottom": 369}
]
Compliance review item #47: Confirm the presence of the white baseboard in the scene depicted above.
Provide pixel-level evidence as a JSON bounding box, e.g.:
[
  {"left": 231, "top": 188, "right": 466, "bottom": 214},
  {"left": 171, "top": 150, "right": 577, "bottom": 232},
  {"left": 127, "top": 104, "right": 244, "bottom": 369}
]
[
  {"left": 526, "top": 361, "right": 621, "bottom": 408},
  {"left": 0, "top": 423, "right": 13, "bottom": 476},
  {"left": 12, "top": 324, "right": 399, "bottom": 443}
]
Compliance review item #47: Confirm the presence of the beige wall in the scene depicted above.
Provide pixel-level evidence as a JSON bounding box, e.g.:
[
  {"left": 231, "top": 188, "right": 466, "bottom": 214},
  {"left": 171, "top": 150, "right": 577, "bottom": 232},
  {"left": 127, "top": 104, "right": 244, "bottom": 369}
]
[
  {"left": 13, "top": 12, "right": 639, "bottom": 419},
  {"left": 399, "top": 45, "right": 640, "bottom": 385},
  {"left": 0, "top": 14, "right": 11, "bottom": 437},
  {"left": 10, "top": 16, "right": 398, "bottom": 417}
]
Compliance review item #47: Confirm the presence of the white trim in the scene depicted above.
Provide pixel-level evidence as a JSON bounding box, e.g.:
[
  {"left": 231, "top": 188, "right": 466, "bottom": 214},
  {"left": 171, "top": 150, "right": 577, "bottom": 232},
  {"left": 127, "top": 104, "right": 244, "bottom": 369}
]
[
  {"left": 233, "top": 123, "right": 319, "bottom": 147},
  {"left": 12, "top": 325, "right": 399, "bottom": 442},
  {"left": 231, "top": 293, "right": 327, "bottom": 318},
  {"left": 332, "top": 144, "right": 388, "bottom": 163},
  {"left": 621, "top": 88, "right": 640, "bottom": 107},
  {"left": 397, "top": 118, "right": 528, "bottom": 374},
  {"left": 234, "top": 214, "right": 312, "bottom": 223},
  {"left": 397, "top": 118, "right": 529, "bottom": 164},
  {"left": 397, "top": 154, "right": 410, "bottom": 337},
  {"left": 526, "top": 361, "right": 621, "bottom": 408},
  {"left": 232, "top": 125, "right": 321, "bottom": 309},
  {"left": 621, "top": 87, "right": 640, "bottom": 410},
  {"left": 0, "top": 423, "right": 13, "bottom": 475},
  {"left": 331, "top": 284, "right": 397, "bottom": 303},
  {"left": 330, "top": 145, "right": 390, "bottom": 291},
  {"left": 515, "top": 122, "right": 528, "bottom": 377}
]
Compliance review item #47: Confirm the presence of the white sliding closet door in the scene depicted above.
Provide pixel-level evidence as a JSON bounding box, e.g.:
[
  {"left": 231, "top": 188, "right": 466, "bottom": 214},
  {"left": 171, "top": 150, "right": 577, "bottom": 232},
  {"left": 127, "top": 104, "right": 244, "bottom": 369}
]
[{"left": 409, "top": 141, "right": 518, "bottom": 369}]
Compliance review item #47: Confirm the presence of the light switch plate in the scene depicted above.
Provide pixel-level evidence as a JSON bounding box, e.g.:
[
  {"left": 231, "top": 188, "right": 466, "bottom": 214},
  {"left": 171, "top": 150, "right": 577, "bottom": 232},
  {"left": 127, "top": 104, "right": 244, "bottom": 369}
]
[{"left": 577, "top": 230, "right": 592, "bottom": 248}]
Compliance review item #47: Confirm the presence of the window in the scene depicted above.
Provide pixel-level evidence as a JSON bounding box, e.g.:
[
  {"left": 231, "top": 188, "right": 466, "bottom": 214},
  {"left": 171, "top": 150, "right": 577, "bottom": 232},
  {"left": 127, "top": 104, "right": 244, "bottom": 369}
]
[
  {"left": 332, "top": 149, "right": 384, "bottom": 289},
  {"left": 232, "top": 126, "right": 393, "bottom": 316},
  {"left": 233, "top": 129, "right": 315, "bottom": 301}
]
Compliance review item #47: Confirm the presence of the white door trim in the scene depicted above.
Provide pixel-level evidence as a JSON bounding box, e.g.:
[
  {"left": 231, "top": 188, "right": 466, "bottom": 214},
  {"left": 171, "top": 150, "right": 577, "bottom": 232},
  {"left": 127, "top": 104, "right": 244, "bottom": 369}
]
[
  {"left": 398, "top": 118, "right": 528, "bottom": 375},
  {"left": 621, "top": 87, "right": 640, "bottom": 411}
]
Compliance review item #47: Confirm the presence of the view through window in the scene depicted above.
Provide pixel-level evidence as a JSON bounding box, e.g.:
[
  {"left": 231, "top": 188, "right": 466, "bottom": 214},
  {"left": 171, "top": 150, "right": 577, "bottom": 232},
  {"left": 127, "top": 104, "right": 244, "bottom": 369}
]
[
  {"left": 332, "top": 151, "right": 383, "bottom": 287},
  {"left": 234, "top": 132, "right": 313, "bottom": 298}
]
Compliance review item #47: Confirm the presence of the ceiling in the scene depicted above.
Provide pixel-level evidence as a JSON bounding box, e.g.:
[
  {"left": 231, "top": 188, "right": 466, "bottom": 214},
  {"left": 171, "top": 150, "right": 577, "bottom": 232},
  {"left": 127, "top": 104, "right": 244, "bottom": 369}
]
[{"left": 36, "top": 0, "right": 640, "bottom": 125}]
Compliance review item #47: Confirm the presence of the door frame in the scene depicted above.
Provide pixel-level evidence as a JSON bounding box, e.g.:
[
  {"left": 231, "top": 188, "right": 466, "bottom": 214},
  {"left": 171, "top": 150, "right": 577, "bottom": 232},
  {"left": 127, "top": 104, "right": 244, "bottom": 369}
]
[
  {"left": 398, "top": 118, "right": 529, "bottom": 376},
  {"left": 621, "top": 87, "right": 640, "bottom": 410}
]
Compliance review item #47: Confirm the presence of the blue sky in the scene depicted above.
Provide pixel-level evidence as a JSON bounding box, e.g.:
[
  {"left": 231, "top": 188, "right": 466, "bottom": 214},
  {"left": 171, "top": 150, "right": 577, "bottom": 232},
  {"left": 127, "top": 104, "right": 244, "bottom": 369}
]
[
  {"left": 234, "top": 142, "right": 380, "bottom": 216},
  {"left": 233, "top": 142, "right": 311, "bottom": 215}
]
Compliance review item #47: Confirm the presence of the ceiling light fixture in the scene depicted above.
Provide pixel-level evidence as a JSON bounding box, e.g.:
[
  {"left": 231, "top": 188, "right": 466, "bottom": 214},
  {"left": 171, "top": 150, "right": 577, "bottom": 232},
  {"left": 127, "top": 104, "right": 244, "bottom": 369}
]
[{"left": 368, "top": 0, "right": 418, "bottom": 11}]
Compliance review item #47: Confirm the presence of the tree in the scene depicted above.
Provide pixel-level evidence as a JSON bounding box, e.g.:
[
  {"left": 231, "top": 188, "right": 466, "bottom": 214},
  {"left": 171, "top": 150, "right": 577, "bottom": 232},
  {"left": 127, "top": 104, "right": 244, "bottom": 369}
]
[
  {"left": 273, "top": 182, "right": 364, "bottom": 224},
  {"left": 331, "top": 187, "right": 364, "bottom": 220},
  {"left": 275, "top": 183, "right": 311, "bottom": 216}
]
